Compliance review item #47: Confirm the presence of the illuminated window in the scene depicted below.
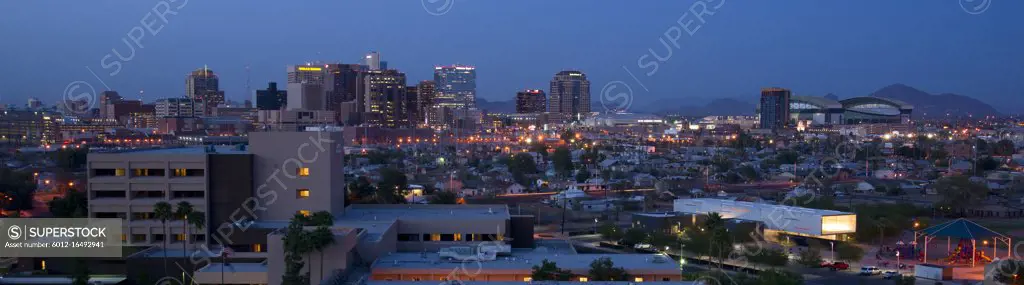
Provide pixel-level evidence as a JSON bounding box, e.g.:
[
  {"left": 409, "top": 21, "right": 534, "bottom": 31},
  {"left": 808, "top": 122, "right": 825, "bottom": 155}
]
[
  {"left": 430, "top": 234, "right": 441, "bottom": 241},
  {"left": 634, "top": 277, "right": 644, "bottom": 282},
  {"left": 40, "top": 260, "right": 46, "bottom": 270},
  {"left": 299, "top": 210, "right": 311, "bottom": 217},
  {"left": 121, "top": 234, "right": 127, "bottom": 242},
  {"left": 177, "top": 234, "right": 187, "bottom": 241},
  {"left": 297, "top": 167, "right": 310, "bottom": 177},
  {"left": 579, "top": 277, "right": 589, "bottom": 282},
  {"left": 174, "top": 168, "right": 187, "bottom": 177},
  {"left": 296, "top": 189, "right": 310, "bottom": 199},
  {"left": 115, "top": 168, "right": 126, "bottom": 176},
  {"left": 454, "top": 233, "right": 463, "bottom": 241},
  {"left": 253, "top": 244, "right": 263, "bottom": 252},
  {"left": 523, "top": 277, "right": 532, "bottom": 282}
]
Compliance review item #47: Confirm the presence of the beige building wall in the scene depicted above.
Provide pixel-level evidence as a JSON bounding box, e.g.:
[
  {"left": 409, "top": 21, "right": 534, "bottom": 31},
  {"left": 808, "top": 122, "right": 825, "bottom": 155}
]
[{"left": 249, "top": 131, "right": 345, "bottom": 222}]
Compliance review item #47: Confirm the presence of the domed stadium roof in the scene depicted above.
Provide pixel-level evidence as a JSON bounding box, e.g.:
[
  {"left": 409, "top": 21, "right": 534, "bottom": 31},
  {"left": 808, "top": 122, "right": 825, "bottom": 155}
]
[{"left": 790, "top": 96, "right": 842, "bottom": 110}]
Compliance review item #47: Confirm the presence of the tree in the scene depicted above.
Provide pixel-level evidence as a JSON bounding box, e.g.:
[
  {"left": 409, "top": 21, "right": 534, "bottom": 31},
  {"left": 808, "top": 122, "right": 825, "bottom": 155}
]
[
  {"left": 991, "top": 260, "right": 1024, "bottom": 285},
  {"left": 621, "top": 227, "right": 647, "bottom": 246},
  {"left": 797, "top": 247, "right": 823, "bottom": 268},
  {"left": 994, "top": 139, "right": 1017, "bottom": 156},
  {"left": 756, "top": 269, "right": 804, "bottom": 285},
  {"left": 776, "top": 150, "right": 800, "bottom": 165},
  {"left": 552, "top": 146, "right": 574, "bottom": 177},
  {"left": 153, "top": 201, "right": 174, "bottom": 277},
  {"left": 376, "top": 168, "right": 408, "bottom": 204},
  {"left": 311, "top": 226, "right": 335, "bottom": 282},
  {"left": 71, "top": 258, "right": 89, "bottom": 285},
  {"left": 976, "top": 156, "right": 1001, "bottom": 172},
  {"left": 648, "top": 231, "right": 680, "bottom": 250},
  {"left": 429, "top": 191, "right": 459, "bottom": 204},
  {"left": 530, "top": 259, "right": 573, "bottom": 281},
  {"left": 175, "top": 201, "right": 195, "bottom": 284},
  {"left": 933, "top": 175, "right": 988, "bottom": 214},
  {"left": 575, "top": 168, "right": 590, "bottom": 183},
  {"left": 48, "top": 189, "right": 87, "bottom": 218},
  {"left": 745, "top": 247, "right": 789, "bottom": 267},
  {"left": 282, "top": 214, "right": 314, "bottom": 285},
  {"left": 186, "top": 211, "right": 205, "bottom": 282},
  {"left": 704, "top": 212, "right": 724, "bottom": 230},
  {"left": 835, "top": 242, "right": 864, "bottom": 262},
  {"left": 587, "top": 257, "right": 630, "bottom": 281},
  {"left": 508, "top": 153, "right": 538, "bottom": 184},
  {"left": 598, "top": 222, "right": 623, "bottom": 242},
  {"left": 347, "top": 176, "right": 376, "bottom": 204}
]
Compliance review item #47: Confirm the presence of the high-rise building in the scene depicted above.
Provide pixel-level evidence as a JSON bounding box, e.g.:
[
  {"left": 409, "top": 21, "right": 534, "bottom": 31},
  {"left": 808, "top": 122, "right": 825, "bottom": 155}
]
[
  {"left": 758, "top": 87, "right": 791, "bottom": 129},
  {"left": 549, "top": 70, "right": 591, "bottom": 121},
  {"left": 324, "top": 63, "right": 366, "bottom": 115},
  {"left": 515, "top": 89, "right": 546, "bottom": 114},
  {"left": 433, "top": 65, "right": 476, "bottom": 109},
  {"left": 365, "top": 51, "right": 381, "bottom": 71},
  {"left": 286, "top": 64, "right": 327, "bottom": 111},
  {"left": 185, "top": 67, "right": 225, "bottom": 115},
  {"left": 415, "top": 81, "right": 435, "bottom": 126},
  {"left": 363, "top": 70, "right": 409, "bottom": 128},
  {"left": 97, "top": 91, "right": 122, "bottom": 119},
  {"left": 256, "top": 82, "right": 287, "bottom": 110},
  {"left": 405, "top": 85, "right": 419, "bottom": 127}
]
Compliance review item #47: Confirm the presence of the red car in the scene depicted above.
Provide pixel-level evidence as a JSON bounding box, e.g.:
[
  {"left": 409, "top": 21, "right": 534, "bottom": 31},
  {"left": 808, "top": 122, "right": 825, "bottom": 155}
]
[{"left": 820, "top": 262, "right": 849, "bottom": 271}]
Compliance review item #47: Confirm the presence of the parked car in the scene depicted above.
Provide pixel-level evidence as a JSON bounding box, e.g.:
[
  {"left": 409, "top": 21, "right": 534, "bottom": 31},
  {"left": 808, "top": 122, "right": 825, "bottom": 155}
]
[
  {"left": 830, "top": 262, "right": 849, "bottom": 271},
  {"left": 882, "top": 271, "right": 900, "bottom": 279},
  {"left": 859, "top": 266, "right": 881, "bottom": 276}
]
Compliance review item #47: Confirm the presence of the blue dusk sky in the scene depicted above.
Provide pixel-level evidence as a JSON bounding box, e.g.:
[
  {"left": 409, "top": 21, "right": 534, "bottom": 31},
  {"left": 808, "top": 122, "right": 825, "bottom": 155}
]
[{"left": 0, "top": 1, "right": 1021, "bottom": 111}]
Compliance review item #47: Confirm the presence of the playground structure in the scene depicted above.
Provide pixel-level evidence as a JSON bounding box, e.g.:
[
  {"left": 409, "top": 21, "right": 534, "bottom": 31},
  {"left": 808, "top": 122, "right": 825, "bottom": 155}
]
[
  {"left": 942, "top": 239, "right": 992, "bottom": 264},
  {"left": 913, "top": 218, "right": 1011, "bottom": 267}
]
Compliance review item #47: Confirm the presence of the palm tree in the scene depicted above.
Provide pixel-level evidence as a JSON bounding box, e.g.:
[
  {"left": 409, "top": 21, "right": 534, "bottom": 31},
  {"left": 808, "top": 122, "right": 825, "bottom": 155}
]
[
  {"left": 311, "top": 226, "right": 335, "bottom": 282},
  {"left": 704, "top": 212, "right": 724, "bottom": 230},
  {"left": 186, "top": 211, "right": 205, "bottom": 283},
  {"left": 175, "top": 202, "right": 194, "bottom": 283},
  {"left": 153, "top": 201, "right": 174, "bottom": 277}
]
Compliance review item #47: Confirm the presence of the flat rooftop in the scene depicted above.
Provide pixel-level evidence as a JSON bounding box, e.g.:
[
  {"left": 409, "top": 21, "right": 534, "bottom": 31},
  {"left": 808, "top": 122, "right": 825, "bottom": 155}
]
[
  {"left": 675, "top": 198, "right": 853, "bottom": 217},
  {"left": 370, "top": 280, "right": 704, "bottom": 282},
  {"left": 342, "top": 204, "right": 512, "bottom": 221},
  {"left": 92, "top": 146, "right": 249, "bottom": 155},
  {"left": 198, "top": 262, "right": 268, "bottom": 273},
  {"left": 372, "top": 251, "right": 680, "bottom": 274}
]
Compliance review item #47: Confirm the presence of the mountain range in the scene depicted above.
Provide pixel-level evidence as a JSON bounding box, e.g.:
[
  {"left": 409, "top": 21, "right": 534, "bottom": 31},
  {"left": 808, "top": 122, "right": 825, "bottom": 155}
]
[{"left": 474, "top": 83, "right": 1002, "bottom": 118}]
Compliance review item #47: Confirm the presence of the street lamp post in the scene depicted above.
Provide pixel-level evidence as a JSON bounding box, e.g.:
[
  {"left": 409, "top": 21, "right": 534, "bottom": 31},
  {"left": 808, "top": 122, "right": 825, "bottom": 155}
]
[
  {"left": 830, "top": 242, "right": 835, "bottom": 263},
  {"left": 593, "top": 218, "right": 598, "bottom": 234},
  {"left": 896, "top": 250, "right": 901, "bottom": 275}
]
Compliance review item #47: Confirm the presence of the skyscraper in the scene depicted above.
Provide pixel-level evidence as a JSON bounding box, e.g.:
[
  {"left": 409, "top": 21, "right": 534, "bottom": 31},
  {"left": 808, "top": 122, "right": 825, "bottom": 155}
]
[
  {"left": 363, "top": 69, "right": 408, "bottom": 128},
  {"left": 405, "top": 85, "right": 419, "bottom": 127},
  {"left": 549, "top": 70, "right": 590, "bottom": 120},
  {"left": 431, "top": 65, "right": 476, "bottom": 127},
  {"left": 256, "top": 82, "right": 287, "bottom": 110},
  {"left": 415, "top": 80, "right": 435, "bottom": 125},
  {"left": 516, "top": 89, "right": 547, "bottom": 113},
  {"left": 286, "top": 64, "right": 327, "bottom": 110},
  {"left": 758, "top": 87, "right": 791, "bottom": 129},
  {"left": 324, "top": 63, "right": 366, "bottom": 114},
  {"left": 365, "top": 51, "right": 381, "bottom": 71},
  {"left": 185, "top": 67, "right": 225, "bottom": 115}
]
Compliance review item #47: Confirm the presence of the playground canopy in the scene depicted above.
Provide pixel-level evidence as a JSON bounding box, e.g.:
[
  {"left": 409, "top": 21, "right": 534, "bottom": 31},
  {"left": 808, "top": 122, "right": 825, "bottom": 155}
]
[
  {"left": 914, "top": 218, "right": 1011, "bottom": 267},
  {"left": 920, "top": 218, "right": 1008, "bottom": 240}
]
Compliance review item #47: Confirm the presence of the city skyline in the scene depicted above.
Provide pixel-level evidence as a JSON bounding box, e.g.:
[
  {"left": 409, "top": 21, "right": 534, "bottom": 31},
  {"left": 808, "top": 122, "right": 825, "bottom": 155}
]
[{"left": 0, "top": 1, "right": 1021, "bottom": 112}]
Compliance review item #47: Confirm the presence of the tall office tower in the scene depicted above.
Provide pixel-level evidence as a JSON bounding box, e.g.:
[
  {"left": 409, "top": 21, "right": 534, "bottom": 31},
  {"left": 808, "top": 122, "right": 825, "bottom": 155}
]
[
  {"left": 405, "top": 85, "right": 419, "bottom": 127},
  {"left": 185, "top": 67, "right": 225, "bottom": 115},
  {"left": 324, "top": 63, "right": 366, "bottom": 114},
  {"left": 415, "top": 80, "right": 436, "bottom": 125},
  {"left": 363, "top": 69, "right": 408, "bottom": 128},
  {"left": 758, "top": 87, "right": 791, "bottom": 130},
  {"left": 515, "top": 89, "right": 547, "bottom": 113},
  {"left": 433, "top": 65, "right": 476, "bottom": 109},
  {"left": 256, "top": 82, "right": 287, "bottom": 110},
  {"left": 286, "top": 64, "right": 327, "bottom": 110},
  {"left": 26, "top": 97, "right": 42, "bottom": 109},
  {"left": 97, "top": 91, "right": 122, "bottom": 118},
  {"left": 365, "top": 51, "right": 381, "bottom": 70},
  {"left": 549, "top": 70, "right": 591, "bottom": 120}
]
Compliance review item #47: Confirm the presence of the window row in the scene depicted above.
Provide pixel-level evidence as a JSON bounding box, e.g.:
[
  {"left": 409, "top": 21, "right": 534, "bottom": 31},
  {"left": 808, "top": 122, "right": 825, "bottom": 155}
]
[
  {"left": 91, "top": 190, "right": 205, "bottom": 199},
  {"left": 93, "top": 168, "right": 205, "bottom": 177},
  {"left": 396, "top": 233, "right": 503, "bottom": 242}
]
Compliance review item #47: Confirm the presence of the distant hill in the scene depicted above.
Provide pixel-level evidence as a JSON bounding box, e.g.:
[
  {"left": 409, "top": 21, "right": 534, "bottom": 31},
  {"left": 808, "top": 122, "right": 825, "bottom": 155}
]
[
  {"left": 869, "top": 84, "right": 1000, "bottom": 118},
  {"left": 476, "top": 98, "right": 516, "bottom": 113}
]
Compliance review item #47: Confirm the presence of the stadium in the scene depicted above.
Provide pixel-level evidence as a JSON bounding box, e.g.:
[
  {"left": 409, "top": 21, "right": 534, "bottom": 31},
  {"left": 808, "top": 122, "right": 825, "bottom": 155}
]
[{"left": 790, "top": 96, "right": 913, "bottom": 125}]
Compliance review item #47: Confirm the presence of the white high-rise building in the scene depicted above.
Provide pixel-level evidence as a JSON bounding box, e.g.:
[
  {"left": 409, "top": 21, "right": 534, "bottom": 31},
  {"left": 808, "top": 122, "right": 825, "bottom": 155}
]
[{"left": 286, "top": 64, "right": 328, "bottom": 110}]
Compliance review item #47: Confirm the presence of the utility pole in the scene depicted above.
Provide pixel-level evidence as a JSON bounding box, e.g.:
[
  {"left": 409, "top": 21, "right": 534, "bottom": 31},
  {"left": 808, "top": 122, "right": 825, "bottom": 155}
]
[{"left": 560, "top": 195, "right": 567, "bottom": 236}]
